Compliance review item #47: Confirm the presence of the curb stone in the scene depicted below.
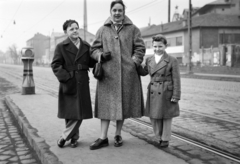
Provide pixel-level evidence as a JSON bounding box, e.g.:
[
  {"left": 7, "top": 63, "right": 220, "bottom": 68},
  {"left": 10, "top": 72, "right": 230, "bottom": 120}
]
[{"left": 4, "top": 96, "right": 63, "bottom": 164}]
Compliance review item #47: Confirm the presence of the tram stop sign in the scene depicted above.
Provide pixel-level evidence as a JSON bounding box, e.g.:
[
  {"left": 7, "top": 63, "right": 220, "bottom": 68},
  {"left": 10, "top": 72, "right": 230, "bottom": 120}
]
[
  {"left": 21, "top": 47, "right": 34, "bottom": 59},
  {"left": 21, "top": 47, "right": 35, "bottom": 95}
]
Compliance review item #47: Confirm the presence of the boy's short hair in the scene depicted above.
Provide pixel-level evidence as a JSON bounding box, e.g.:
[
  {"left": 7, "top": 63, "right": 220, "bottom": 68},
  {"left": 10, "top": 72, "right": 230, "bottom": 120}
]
[
  {"left": 63, "top": 19, "right": 79, "bottom": 31},
  {"left": 152, "top": 34, "right": 167, "bottom": 45}
]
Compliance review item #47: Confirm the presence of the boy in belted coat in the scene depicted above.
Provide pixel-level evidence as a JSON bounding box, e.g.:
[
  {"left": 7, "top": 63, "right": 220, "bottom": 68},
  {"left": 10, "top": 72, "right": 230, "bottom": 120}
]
[
  {"left": 138, "top": 34, "right": 181, "bottom": 148},
  {"left": 51, "top": 20, "right": 95, "bottom": 148}
]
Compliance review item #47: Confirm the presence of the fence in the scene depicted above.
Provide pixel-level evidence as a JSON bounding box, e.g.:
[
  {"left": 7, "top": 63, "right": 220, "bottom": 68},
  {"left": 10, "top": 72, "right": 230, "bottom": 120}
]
[{"left": 196, "top": 44, "right": 240, "bottom": 67}]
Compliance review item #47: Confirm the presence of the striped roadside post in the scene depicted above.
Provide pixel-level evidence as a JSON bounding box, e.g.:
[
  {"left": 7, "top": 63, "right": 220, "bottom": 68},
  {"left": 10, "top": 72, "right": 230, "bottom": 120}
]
[{"left": 21, "top": 47, "right": 35, "bottom": 95}]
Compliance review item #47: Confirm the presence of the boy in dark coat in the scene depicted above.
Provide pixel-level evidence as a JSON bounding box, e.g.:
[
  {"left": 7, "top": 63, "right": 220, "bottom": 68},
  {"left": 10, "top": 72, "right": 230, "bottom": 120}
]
[
  {"left": 138, "top": 34, "right": 181, "bottom": 148},
  {"left": 51, "top": 19, "right": 95, "bottom": 148}
]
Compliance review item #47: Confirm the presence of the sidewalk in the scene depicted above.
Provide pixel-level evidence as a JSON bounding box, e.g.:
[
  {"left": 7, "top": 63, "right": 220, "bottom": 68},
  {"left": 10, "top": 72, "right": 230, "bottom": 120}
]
[{"left": 5, "top": 93, "right": 188, "bottom": 164}]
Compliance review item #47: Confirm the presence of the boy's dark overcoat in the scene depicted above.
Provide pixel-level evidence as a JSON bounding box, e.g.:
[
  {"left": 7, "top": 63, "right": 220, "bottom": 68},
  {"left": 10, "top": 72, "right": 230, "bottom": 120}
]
[
  {"left": 51, "top": 37, "right": 95, "bottom": 120},
  {"left": 139, "top": 52, "right": 181, "bottom": 119},
  {"left": 91, "top": 16, "right": 146, "bottom": 120}
]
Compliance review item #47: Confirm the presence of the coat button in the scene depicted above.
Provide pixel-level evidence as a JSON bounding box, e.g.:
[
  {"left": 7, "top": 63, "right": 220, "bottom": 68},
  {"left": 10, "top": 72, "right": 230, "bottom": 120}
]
[
  {"left": 158, "top": 92, "right": 161, "bottom": 94},
  {"left": 151, "top": 92, "right": 153, "bottom": 94}
]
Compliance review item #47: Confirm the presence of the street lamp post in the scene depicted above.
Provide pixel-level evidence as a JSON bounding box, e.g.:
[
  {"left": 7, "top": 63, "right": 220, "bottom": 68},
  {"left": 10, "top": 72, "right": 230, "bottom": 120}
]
[
  {"left": 83, "top": 0, "right": 87, "bottom": 41},
  {"left": 187, "top": 0, "right": 193, "bottom": 74},
  {"left": 168, "top": 0, "right": 171, "bottom": 23}
]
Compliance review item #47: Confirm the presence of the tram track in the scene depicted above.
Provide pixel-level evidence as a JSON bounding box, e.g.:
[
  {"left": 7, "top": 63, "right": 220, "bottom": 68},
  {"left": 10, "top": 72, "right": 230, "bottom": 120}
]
[
  {"left": 2, "top": 66, "right": 240, "bottom": 125},
  {"left": 1, "top": 64, "right": 240, "bottom": 162},
  {"left": 130, "top": 118, "right": 240, "bottom": 163},
  {"left": 181, "top": 109, "right": 240, "bottom": 125}
]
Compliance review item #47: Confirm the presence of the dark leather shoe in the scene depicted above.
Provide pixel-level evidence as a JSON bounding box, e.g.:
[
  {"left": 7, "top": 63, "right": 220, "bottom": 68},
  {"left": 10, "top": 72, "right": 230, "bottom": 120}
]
[
  {"left": 57, "top": 138, "right": 66, "bottom": 148},
  {"left": 159, "top": 141, "right": 169, "bottom": 148},
  {"left": 114, "top": 135, "right": 123, "bottom": 147},
  {"left": 90, "top": 138, "right": 109, "bottom": 150},
  {"left": 70, "top": 139, "right": 78, "bottom": 148}
]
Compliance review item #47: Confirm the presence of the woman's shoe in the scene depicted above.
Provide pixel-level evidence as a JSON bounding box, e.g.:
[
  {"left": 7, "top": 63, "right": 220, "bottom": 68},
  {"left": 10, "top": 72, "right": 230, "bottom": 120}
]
[
  {"left": 159, "top": 141, "right": 169, "bottom": 148},
  {"left": 70, "top": 139, "right": 78, "bottom": 148},
  {"left": 114, "top": 135, "right": 123, "bottom": 147},
  {"left": 57, "top": 137, "right": 66, "bottom": 148},
  {"left": 90, "top": 138, "right": 109, "bottom": 150}
]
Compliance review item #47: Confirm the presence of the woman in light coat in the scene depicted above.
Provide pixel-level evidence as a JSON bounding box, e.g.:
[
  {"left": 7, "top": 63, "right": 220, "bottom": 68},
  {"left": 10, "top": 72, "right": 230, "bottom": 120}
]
[
  {"left": 90, "top": 0, "right": 145, "bottom": 150},
  {"left": 138, "top": 34, "right": 181, "bottom": 148}
]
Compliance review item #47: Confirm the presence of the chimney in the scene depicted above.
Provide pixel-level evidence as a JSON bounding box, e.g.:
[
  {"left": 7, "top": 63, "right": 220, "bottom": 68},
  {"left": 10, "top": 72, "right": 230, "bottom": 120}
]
[
  {"left": 148, "top": 17, "right": 151, "bottom": 26},
  {"left": 182, "top": 19, "right": 187, "bottom": 27},
  {"left": 160, "top": 22, "right": 164, "bottom": 32}
]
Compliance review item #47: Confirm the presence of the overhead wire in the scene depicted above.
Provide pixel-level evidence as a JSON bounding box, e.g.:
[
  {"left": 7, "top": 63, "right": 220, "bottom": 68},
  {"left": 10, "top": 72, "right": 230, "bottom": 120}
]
[
  {"left": 1, "top": 0, "right": 23, "bottom": 37},
  {"left": 1, "top": 0, "right": 166, "bottom": 49},
  {"left": 88, "top": 0, "right": 163, "bottom": 26},
  {"left": 1, "top": 0, "right": 66, "bottom": 49},
  {"left": 21, "top": 0, "right": 66, "bottom": 34}
]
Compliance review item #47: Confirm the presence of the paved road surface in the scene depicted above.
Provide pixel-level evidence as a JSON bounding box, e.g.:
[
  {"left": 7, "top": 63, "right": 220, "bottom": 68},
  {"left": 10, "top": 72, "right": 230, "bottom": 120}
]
[{"left": 0, "top": 64, "right": 240, "bottom": 162}]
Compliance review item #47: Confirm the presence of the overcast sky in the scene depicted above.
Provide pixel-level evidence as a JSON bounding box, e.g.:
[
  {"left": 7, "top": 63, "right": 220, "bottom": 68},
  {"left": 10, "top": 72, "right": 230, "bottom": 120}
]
[{"left": 0, "top": 0, "right": 211, "bottom": 52}]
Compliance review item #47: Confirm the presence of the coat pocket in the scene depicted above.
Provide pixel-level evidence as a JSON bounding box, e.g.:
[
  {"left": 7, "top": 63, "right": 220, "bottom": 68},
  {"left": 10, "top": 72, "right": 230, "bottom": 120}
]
[
  {"left": 166, "top": 85, "right": 173, "bottom": 100},
  {"left": 61, "top": 78, "right": 77, "bottom": 95}
]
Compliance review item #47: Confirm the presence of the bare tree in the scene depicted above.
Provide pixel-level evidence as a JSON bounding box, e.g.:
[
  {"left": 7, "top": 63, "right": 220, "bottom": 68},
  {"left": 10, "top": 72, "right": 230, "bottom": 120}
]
[
  {"left": 8, "top": 44, "right": 19, "bottom": 64},
  {"left": 0, "top": 50, "right": 6, "bottom": 63}
]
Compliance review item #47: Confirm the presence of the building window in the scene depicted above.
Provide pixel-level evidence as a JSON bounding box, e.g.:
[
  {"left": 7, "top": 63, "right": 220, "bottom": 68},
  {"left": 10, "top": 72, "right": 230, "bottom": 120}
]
[
  {"left": 145, "top": 41, "right": 152, "bottom": 49},
  {"left": 167, "top": 38, "right": 176, "bottom": 47},
  {"left": 167, "top": 36, "right": 182, "bottom": 47},
  {"left": 176, "top": 36, "right": 183, "bottom": 46},
  {"left": 220, "top": 33, "right": 240, "bottom": 44}
]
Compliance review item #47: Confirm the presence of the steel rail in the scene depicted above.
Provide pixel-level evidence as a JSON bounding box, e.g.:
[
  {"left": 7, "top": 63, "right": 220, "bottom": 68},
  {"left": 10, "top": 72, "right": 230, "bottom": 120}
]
[
  {"left": 130, "top": 118, "right": 240, "bottom": 163},
  {"left": 181, "top": 109, "right": 240, "bottom": 125},
  {"left": 3, "top": 67, "right": 240, "bottom": 126},
  {"left": 1, "top": 66, "right": 240, "bottom": 125}
]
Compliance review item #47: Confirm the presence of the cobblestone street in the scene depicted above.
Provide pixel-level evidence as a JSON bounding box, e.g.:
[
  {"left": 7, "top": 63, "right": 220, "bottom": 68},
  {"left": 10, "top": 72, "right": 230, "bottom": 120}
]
[{"left": 0, "top": 77, "right": 41, "bottom": 164}]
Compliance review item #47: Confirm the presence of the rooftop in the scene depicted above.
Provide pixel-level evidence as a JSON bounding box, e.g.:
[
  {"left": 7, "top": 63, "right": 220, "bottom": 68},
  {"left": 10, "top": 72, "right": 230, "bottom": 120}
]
[{"left": 141, "top": 13, "right": 240, "bottom": 37}]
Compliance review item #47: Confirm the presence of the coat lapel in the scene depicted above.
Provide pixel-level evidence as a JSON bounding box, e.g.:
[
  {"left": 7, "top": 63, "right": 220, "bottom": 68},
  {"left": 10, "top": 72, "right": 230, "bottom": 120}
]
[
  {"left": 151, "top": 52, "right": 170, "bottom": 75},
  {"left": 75, "top": 38, "right": 88, "bottom": 62},
  {"left": 63, "top": 37, "right": 78, "bottom": 57},
  {"left": 148, "top": 56, "right": 156, "bottom": 76},
  {"left": 104, "top": 16, "right": 133, "bottom": 34}
]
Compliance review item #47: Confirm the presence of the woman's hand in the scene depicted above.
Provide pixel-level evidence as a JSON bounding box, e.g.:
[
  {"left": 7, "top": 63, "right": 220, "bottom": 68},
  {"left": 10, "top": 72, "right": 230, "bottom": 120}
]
[{"left": 101, "top": 52, "right": 111, "bottom": 62}]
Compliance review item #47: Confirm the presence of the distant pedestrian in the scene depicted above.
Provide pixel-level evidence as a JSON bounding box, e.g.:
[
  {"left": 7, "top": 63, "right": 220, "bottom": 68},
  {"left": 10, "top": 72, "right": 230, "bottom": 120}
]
[
  {"left": 138, "top": 34, "right": 181, "bottom": 148},
  {"left": 51, "top": 19, "right": 95, "bottom": 148},
  {"left": 89, "top": 0, "right": 145, "bottom": 150}
]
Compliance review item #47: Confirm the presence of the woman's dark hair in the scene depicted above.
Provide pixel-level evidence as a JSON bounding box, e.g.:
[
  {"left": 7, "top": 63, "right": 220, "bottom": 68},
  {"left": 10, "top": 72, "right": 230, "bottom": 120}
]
[
  {"left": 110, "top": 0, "right": 125, "bottom": 11},
  {"left": 152, "top": 34, "right": 167, "bottom": 45},
  {"left": 63, "top": 19, "right": 79, "bottom": 31}
]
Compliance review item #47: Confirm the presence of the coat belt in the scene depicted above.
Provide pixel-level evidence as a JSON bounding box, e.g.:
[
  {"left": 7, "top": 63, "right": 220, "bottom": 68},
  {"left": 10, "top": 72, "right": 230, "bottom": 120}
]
[
  {"left": 151, "top": 76, "right": 172, "bottom": 83},
  {"left": 65, "top": 64, "right": 89, "bottom": 71}
]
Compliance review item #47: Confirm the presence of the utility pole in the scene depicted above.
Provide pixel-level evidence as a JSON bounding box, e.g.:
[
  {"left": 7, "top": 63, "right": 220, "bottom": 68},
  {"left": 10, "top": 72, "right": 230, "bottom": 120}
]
[
  {"left": 83, "top": 0, "right": 87, "bottom": 41},
  {"left": 168, "top": 0, "right": 171, "bottom": 22},
  {"left": 187, "top": 0, "right": 193, "bottom": 74}
]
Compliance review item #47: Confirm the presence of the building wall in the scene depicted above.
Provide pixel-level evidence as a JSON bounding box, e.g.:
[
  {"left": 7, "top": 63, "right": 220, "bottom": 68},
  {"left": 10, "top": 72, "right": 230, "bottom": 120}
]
[
  {"left": 183, "top": 29, "right": 200, "bottom": 64},
  {"left": 201, "top": 28, "right": 219, "bottom": 48},
  {"left": 33, "top": 39, "right": 46, "bottom": 62}
]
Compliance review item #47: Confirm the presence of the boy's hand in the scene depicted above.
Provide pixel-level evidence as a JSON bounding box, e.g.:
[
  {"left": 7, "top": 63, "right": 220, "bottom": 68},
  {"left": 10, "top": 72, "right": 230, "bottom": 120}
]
[{"left": 171, "top": 98, "right": 178, "bottom": 103}]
